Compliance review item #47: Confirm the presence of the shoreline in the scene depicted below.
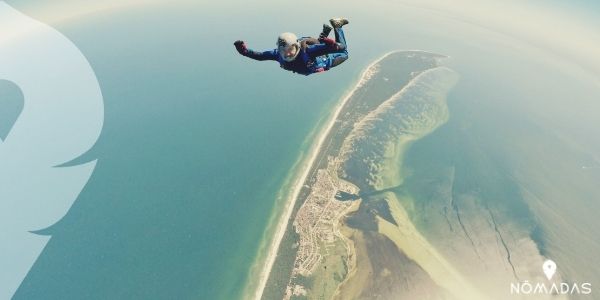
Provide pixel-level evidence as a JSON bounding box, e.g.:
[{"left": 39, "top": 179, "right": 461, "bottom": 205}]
[{"left": 250, "top": 51, "right": 400, "bottom": 300}]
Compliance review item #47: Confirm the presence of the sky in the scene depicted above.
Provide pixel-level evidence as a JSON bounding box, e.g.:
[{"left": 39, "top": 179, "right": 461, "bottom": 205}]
[
  {"left": 8, "top": 0, "right": 598, "bottom": 82},
  {"left": 395, "top": 0, "right": 600, "bottom": 82}
]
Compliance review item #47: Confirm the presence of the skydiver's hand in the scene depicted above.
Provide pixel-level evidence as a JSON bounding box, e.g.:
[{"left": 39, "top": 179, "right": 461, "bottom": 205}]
[{"left": 234, "top": 40, "right": 247, "bottom": 55}]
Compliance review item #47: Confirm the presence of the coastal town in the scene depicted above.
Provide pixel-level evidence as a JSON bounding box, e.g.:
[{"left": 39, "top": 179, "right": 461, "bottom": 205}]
[{"left": 285, "top": 157, "right": 359, "bottom": 299}]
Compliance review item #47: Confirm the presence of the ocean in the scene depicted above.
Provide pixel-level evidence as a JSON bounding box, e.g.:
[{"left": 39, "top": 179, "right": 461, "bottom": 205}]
[{"left": 10, "top": 2, "right": 364, "bottom": 299}]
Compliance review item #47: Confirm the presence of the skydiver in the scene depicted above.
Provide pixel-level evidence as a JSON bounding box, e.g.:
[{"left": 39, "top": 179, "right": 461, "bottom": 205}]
[{"left": 233, "top": 18, "right": 349, "bottom": 75}]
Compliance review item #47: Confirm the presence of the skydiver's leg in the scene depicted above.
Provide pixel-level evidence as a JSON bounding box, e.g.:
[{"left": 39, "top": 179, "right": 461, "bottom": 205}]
[
  {"left": 303, "top": 25, "right": 331, "bottom": 50},
  {"left": 326, "top": 52, "right": 348, "bottom": 68},
  {"left": 319, "top": 24, "right": 333, "bottom": 40},
  {"left": 326, "top": 27, "right": 348, "bottom": 68},
  {"left": 334, "top": 28, "right": 347, "bottom": 50}
]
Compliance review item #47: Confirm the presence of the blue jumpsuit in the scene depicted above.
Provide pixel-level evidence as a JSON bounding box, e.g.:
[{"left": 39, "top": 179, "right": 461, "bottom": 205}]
[{"left": 242, "top": 28, "right": 348, "bottom": 75}]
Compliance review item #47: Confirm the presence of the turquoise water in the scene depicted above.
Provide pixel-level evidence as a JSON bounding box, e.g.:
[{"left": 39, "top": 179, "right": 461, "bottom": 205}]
[{"left": 10, "top": 2, "right": 364, "bottom": 299}]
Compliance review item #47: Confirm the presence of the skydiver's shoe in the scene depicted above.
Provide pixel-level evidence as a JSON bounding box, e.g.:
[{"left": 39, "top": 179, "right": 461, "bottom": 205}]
[
  {"left": 329, "top": 17, "right": 349, "bottom": 29},
  {"left": 319, "top": 24, "right": 333, "bottom": 40}
]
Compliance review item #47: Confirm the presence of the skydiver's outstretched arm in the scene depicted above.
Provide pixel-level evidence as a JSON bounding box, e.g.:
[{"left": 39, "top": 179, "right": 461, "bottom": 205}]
[{"left": 234, "top": 40, "right": 278, "bottom": 61}]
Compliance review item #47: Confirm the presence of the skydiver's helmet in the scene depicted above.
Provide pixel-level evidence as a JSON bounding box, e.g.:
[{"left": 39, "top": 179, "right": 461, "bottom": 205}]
[{"left": 277, "top": 32, "right": 300, "bottom": 62}]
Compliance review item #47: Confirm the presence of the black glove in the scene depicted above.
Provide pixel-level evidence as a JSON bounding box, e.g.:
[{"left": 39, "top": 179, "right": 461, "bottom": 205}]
[{"left": 234, "top": 40, "right": 247, "bottom": 55}]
